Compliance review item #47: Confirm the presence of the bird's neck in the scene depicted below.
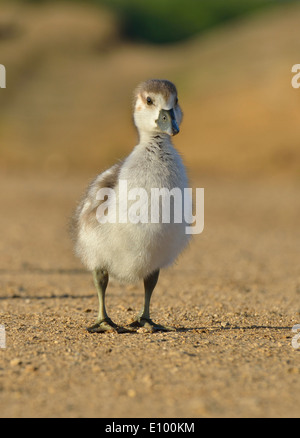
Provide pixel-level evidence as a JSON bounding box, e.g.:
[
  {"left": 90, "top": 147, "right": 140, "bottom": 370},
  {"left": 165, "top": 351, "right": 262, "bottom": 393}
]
[{"left": 138, "top": 131, "right": 172, "bottom": 149}]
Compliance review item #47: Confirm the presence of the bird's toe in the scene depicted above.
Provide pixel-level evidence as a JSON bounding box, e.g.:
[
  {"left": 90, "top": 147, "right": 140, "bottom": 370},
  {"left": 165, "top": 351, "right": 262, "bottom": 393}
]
[
  {"left": 87, "top": 319, "right": 117, "bottom": 333},
  {"left": 87, "top": 318, "right": 135, "bottom": 334},
  {"left": 129, "top": 317, "right": 176, "bottom": 332}
]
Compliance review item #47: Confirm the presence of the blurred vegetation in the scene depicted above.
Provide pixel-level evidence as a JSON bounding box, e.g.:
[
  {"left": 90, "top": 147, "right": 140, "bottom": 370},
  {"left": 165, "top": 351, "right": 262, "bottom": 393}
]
[
  {"left": 2, "top": 0, "right": 300, "bottom": 178},
  {"left": 19, "top": 0, "right": 298, "bottom": 44}
]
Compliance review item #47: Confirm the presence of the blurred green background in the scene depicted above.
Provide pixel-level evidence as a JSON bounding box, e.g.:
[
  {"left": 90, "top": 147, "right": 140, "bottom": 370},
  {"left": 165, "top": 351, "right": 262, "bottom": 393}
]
[
  {"left": 17, "top": 0, "right": 296, "bottom": 44},
  {"left": 0, "top": 0, "right": 300, "bottom": 179}
]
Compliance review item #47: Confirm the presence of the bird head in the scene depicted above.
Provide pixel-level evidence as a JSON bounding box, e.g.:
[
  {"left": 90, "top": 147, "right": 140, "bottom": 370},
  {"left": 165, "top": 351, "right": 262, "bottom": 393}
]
[{"left": 133, "top": 79, "right": 182, "bottom": 139}]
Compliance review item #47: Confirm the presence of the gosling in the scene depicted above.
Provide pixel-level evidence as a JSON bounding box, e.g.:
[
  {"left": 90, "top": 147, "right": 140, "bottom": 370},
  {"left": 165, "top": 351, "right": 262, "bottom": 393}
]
[{"left": 72, "top": 79, "right": 191, "bottom": 333}]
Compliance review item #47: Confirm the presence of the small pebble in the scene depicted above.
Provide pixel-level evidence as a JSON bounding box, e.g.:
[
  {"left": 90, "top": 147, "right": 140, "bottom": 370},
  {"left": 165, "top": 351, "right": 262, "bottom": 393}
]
[{"left": 10, "top": 358, "right": 22, "bottom": 367}]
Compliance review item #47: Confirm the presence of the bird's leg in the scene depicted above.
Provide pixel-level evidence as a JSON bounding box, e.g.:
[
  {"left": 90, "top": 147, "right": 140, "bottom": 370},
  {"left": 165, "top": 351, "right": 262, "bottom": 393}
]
[
  {"left": 87, "top": 269, "right": 118, "bottom": 333},
  {"left": 129, "top": 270, "right": 175, "bottom": 332},
  {"left": 87, "top": 269, "right": 134, "bottom": 333}
]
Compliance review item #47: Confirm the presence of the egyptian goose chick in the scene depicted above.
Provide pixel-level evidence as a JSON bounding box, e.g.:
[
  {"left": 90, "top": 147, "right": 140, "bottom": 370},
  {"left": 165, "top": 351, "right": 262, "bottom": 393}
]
[{"left": 72, "top": 79, "right": 191, "bottom": 332}]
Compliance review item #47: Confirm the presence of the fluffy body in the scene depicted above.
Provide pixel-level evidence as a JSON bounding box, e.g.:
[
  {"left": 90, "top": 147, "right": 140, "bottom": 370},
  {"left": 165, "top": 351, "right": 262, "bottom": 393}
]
[{"left": 72, "top": 79, "right": 190, "bottom": 284}]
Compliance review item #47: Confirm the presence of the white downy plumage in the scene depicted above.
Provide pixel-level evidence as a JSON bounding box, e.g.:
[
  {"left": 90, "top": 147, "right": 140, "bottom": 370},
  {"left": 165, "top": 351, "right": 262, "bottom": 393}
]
[{"left": 72, "top": 79, "right": 191, "bottom": 333}]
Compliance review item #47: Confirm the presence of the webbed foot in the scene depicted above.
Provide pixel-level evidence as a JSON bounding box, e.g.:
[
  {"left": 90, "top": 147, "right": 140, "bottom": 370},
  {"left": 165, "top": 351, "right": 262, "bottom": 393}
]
[
  {"left": 87, "top": 318, "right": 134, "bottom": 334},
  {"left": 128, "top": 316, "right": 176, "bottom": 332}
]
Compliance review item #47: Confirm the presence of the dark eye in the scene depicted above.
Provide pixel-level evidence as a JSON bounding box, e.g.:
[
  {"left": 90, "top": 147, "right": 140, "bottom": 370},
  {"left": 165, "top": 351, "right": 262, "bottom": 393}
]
[{"left": 146, "top": 96, "right": 153, "bottom": 105}]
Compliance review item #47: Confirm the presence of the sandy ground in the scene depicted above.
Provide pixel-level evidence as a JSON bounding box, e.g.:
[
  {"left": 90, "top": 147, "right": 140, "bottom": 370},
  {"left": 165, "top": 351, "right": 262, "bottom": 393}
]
[
  {"left": 0, "top": 171, "right": 299, "bottom": 418},
  {"left": 1, "top": 0, "right": 300, "bottom": 420}
]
